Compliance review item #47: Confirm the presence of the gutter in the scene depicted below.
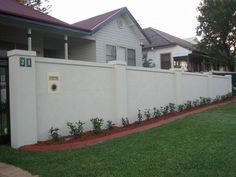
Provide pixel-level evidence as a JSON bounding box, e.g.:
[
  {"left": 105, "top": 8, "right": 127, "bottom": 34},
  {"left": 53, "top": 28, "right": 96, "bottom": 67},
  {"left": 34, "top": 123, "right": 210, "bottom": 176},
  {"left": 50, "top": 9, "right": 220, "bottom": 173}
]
[{"left": 0, "top": 13, "right": 91, "bottom": 36}]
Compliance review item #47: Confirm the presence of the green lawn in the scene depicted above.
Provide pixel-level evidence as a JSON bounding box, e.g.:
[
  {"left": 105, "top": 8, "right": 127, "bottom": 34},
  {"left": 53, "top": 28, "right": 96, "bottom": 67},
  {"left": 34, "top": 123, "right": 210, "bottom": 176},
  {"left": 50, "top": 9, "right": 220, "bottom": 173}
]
[{"left": 1, "top": 103, "right": 236, "bottom": 177}]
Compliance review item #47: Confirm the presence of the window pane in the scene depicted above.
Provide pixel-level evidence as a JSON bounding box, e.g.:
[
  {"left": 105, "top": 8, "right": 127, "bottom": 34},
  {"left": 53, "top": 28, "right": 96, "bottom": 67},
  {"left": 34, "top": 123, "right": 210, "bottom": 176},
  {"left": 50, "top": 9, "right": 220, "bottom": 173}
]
[
  {"left": 117, "top": 47, "right": 126, "bottom": 62},
  {"left": 127, "top": 49, "right": 136, "bottom": 66},
  {"left": 106, "top": 45, "right": 116, "bottom": 62}
]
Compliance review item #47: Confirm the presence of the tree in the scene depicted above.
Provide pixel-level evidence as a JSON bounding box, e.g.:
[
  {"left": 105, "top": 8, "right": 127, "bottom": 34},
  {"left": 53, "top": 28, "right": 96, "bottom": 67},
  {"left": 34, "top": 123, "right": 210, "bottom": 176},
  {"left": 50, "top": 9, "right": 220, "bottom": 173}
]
[
  {"left": 196, "top": 0, "right": 236, "bottom": 71},
  {"left": 17, "top": 0, "right": 52, "bottom": 14}
]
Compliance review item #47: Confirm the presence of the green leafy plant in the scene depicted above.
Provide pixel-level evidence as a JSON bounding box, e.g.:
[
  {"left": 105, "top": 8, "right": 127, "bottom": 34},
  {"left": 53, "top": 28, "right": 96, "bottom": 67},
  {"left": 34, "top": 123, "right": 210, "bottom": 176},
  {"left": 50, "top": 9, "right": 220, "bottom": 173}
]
[
  {"left": 153, "top": 107, "right": 161, "bottom": 118},
  {"left": 177, "top": 104, "right": 185, "bottom": 112},
  {"left": 214, "top": 95, "right": 221, "bottom": 102},
  {"left": 161, "top": 105, "right": 169, "bottom": 115},
  {"left": 192, "top": 99, "right": 200, "bottom": 107},
  {"left": 199, "top": 97, "right": 208, "bottom": 105},
  {"left": 49, "top": 127, "right": 60, "bottom": 142},
  {"left": 144, "top": 109, "right": 151, "bottom": 120},
  {"left": 137, "top": 109, "right": 143, "bottom": 122},
  {"left": 66, "top": 121, "right": 85, "bottom": 137},
  {"left": 106, "top": 120, "right": 116, "bottom": 130},
  {"left": 90, "top": 117, "right": 104, "bottom": 134},
  {"left": 185, "top": 101, "right": 193, "bottom": 109},
  {"left": 121, "top": 117, "right": 129, "bottom": 127},
  {"left": 168, "top": 103, "right": 176, "bottom": 113}
]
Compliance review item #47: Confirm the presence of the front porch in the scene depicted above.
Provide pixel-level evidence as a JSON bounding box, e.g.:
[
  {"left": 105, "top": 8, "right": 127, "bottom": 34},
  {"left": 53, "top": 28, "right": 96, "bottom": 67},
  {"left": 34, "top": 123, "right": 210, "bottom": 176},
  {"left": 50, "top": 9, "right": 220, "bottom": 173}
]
[{"left": 0, "top": 21, "right": 95, "bottom": 61}]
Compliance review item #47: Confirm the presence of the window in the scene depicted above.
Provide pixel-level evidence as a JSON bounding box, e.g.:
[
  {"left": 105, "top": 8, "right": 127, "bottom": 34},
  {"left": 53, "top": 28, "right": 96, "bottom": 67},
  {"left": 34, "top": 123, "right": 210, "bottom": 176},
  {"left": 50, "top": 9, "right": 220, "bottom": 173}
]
[
  {"left": 116, "top": 47, "right": 126, "bottom": 62},
  {"left": 160, "top": 53, "right": 171, "bottom": 69},
  {"left": 106, "top": 45, "right": 136, "bottom": 66},
  {"left": 106, "top": 45, "right": 116, "bottom": 62},
  {"left": 127, "top": 49, "right": 136, "bottom": 66}
]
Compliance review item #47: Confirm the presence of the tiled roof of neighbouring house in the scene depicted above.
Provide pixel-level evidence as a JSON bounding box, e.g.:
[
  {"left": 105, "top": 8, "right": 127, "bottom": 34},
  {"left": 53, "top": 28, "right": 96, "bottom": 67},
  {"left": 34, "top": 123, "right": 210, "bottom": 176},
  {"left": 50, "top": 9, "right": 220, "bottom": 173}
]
[{"left": 143, "top": 27, "right": 198, "bottom": 51}]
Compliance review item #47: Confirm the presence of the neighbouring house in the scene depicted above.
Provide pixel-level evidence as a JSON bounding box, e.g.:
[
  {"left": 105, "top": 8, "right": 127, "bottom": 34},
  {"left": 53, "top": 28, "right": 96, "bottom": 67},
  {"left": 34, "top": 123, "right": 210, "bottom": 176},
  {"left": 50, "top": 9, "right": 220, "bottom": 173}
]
[
  {"left": 184, "top": 37, "right": 199, "bottom": 45},
  {"left": 0, "top": 0, "right": 150, "bottom": 66},
  {"left": 143, "top": 27, "right": 209, "bottom": 72}
]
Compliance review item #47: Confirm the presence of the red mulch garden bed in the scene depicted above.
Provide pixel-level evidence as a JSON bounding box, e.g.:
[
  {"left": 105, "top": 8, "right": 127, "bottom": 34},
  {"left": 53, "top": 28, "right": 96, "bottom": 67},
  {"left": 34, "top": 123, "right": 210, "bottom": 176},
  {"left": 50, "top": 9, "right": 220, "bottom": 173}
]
[{"left": 19, "top": 97, "right": 236, "bottom": 151}]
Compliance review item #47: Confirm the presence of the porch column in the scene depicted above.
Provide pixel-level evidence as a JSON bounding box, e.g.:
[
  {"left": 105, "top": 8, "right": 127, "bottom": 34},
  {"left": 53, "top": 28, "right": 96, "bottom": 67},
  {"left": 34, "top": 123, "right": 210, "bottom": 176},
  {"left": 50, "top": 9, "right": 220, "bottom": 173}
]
[
  {"left": 27, "top": 28, "right": 32, "bottom": 51},
  {"left": 171, "top": 56, "right": 174, "bottom": 69},
  {"left": 64, "top": 35, "right": 68, "bottom": 59}
]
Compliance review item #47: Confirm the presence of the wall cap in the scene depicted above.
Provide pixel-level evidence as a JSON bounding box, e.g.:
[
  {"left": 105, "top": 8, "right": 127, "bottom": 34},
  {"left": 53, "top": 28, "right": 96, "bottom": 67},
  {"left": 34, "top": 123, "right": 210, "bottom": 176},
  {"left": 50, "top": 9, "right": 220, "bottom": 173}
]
[
  {"left": 108, "top": 60, "right": 127, "bottom": 66},
  {"left": 7, "top": 50, "right": 36, "bottom": 57}
]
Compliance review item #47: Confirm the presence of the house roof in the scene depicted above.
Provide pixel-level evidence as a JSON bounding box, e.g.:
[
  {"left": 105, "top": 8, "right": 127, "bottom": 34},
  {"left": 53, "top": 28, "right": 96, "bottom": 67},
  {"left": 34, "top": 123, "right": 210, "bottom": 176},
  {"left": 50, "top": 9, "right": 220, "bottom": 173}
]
[
  {"left": 0, "top": 0, "right": 69, "bottom": 26},
  {"left": 72, "top": 7, "right": 150, "bottom": 43},
  {"left": 143, "top": 27, "right": 198, "bottom": 51},
  {"left": 73, "top": 7, "right": 124, "bottom": 32},
  {"left": 0, "top": 0, "right": 89, "bottom": 34}
]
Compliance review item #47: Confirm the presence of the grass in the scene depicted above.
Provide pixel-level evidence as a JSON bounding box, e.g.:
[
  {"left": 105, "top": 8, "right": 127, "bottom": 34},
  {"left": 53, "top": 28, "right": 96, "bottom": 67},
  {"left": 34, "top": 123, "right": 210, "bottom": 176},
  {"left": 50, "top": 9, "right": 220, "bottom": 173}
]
[{"left": 0, "top": 103, "right": 236, "bottom": 177}]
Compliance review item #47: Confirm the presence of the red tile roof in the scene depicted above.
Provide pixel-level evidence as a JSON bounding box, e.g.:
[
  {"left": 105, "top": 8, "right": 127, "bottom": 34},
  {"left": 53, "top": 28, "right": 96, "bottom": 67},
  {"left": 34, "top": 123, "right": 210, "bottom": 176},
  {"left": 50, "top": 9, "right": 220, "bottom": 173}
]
[
  {"left": 72, "top": 7, "right": 126, "bottom": 32},
  {"left": 0, "top": 0, "right": 73, "bottom": 28}
]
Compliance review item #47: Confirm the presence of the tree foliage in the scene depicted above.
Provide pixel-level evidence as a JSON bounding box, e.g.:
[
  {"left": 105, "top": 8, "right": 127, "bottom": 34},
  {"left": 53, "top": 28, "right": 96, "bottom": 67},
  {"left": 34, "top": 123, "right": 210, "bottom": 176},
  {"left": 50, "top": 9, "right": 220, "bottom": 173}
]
[
  {"left": 196, "top": 0, "right": 236, "bottom": 71},
  {"left": 17, "top": 0, "right": 52, "bottom": 14}
]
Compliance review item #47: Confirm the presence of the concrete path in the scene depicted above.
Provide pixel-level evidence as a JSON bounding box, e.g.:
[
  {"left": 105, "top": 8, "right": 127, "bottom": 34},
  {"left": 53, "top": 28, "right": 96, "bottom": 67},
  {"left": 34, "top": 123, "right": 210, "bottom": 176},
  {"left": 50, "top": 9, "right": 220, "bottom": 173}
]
[{"left": 0, "top": 163, "right": 38, "bottom": 177}]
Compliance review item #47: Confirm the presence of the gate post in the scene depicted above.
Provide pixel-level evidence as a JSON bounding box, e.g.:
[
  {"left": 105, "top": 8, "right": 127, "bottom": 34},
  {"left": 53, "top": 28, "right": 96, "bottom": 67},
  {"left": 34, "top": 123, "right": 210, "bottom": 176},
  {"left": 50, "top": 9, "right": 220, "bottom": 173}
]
[{"left": 7, "top": 50, "right": 37, "bottom": 148}]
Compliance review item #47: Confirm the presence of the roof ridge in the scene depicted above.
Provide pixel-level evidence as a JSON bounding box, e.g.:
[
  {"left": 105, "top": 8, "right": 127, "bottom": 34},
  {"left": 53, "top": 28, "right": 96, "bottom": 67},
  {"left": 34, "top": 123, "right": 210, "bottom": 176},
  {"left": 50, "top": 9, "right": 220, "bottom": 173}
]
[{"left": 91, "top": 7, "right": 126, "bottom": 31}]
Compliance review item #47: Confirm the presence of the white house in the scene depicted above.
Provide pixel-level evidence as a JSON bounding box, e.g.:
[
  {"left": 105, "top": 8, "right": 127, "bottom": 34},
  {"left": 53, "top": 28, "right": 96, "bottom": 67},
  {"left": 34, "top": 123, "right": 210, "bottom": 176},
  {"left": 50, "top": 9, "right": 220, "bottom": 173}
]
[
  {"left": 143, "top": 27, "right": 207, "bottom": 72},
  {"left": 0, "top": 1, "right": 150, "bottom": 65}
]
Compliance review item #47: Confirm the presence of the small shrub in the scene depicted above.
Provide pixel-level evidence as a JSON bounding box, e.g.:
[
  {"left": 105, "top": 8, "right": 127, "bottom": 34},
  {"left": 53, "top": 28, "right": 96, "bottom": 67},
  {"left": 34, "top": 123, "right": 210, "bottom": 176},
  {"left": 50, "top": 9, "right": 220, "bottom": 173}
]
[
  {"left": 122, "top": 117, "right": 129, "bottom": 127},
  {"left": 192, "top": 99, "right": 200, "bottom": 107},
  {"left": 144, "top": 109, "right": 151, "bottom": 120},
  {"left": 214, "top": 95, "right": 221, "bottom": 102},
  {"left": 137, "top": 109, "right": 143, "bottom": 122},
  {"left": 177, "top": 104, "right": 185, "bottom": 112},
  {"left": 168, "top": 103, "right": 176, "bottom": 113},
  {"left": 153, "top": 107, "right": 161, "bottom": 118},
  {"left": 49, "top": 127, "right": 60, "bottom": 142},
  {"left": 106, "top": 120, "right": 115, "bottom": 130},
  {"left": 66, "top": 121, "right": 85, "bottom": 137},
  {"left": 185, "top": 100, "right": 193, "bottom": 109},
  {"left": 206, "top": 97, "right": 212, "bottom": 104},
  {"left": 226, "top": 92, "right": 233, "bottom": 98},
  {"left": 199, "top": 97, "right": 208, "bottom": 105},
  {"left": 161, "top": 105, "right": 169, "bottom": 115},
  {"left": 90, "top": 117, "right": 104, "bottom": 134}
]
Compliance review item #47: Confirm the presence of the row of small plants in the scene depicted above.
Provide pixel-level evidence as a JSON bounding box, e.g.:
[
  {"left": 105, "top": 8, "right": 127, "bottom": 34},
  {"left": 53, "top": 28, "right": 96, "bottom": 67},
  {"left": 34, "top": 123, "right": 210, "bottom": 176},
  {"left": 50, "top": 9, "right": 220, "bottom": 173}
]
[
  {"left": 49, "top": 93, "right": 232, "bottom": 141},
  {"left": 136, "top": 93, "right": 232, "bottom": 122},
  {"left": 49, "top": 117, "right": 116, "bottom": 141}
]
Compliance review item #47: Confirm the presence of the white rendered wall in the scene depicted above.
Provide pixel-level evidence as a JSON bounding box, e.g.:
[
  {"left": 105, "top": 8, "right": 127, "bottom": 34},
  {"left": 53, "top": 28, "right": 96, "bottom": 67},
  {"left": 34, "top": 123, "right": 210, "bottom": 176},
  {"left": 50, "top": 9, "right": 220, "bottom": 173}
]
[
  {"left": 8, "top": 50, "right": 232, "bottom": 147},
  {"left": 35, "top": 57, "right": 116, "bottom": 140},
  {"left": 126, "top": 67, "right": 175, "bottom": 122},
  {"left": 182, "top": 73, "right": 208, "bottom": 103}
]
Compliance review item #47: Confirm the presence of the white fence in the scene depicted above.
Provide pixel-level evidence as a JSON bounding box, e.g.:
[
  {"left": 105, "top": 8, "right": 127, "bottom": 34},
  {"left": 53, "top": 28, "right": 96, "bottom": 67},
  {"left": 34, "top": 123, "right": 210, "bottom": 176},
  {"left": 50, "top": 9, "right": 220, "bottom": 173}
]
[{"left": 8, "top": 50, "right": 232, "bottom": 148}]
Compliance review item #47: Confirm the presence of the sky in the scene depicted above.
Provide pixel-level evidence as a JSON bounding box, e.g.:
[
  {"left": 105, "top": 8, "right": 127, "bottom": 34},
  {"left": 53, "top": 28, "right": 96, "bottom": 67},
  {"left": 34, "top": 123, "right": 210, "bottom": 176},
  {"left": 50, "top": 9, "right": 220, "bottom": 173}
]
[{"left": 50, "top": 0, "right": 201, "bottom": 39}]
